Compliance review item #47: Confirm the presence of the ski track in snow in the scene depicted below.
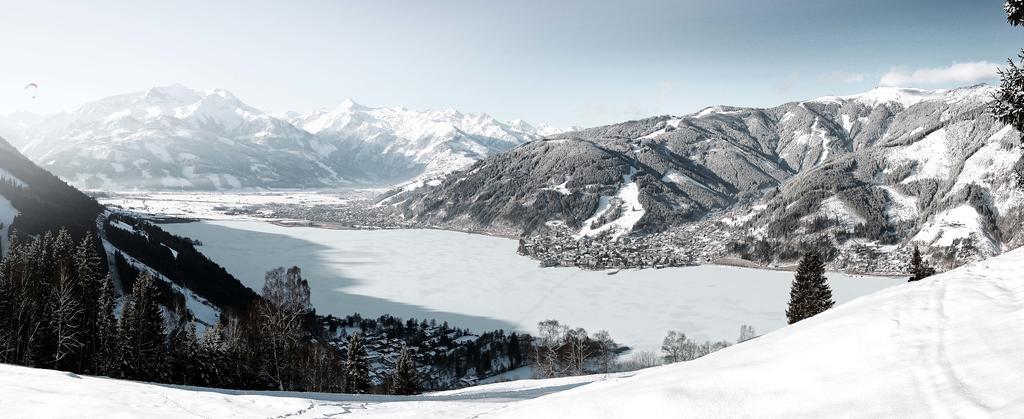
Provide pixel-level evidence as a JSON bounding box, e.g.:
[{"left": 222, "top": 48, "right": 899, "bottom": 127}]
[{"left": 576, "top": 168, "right": 645, "bottom": 239}]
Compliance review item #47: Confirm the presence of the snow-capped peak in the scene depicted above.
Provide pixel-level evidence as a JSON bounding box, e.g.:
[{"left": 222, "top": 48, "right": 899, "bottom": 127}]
[
  {"left": 286, "top": 101, "right": 561, "bottom": 179},
  {"left": 809, "top": 84, "right": 995, "bottom": 108},
  {"left": 842, "top": 86, "right": 946, "bottom": 107},
  {"left": 334, "top": 98, "right": 367, "bottom": 112},
  {"left": 142, "top": 83, "right": 201, "bottom": 103},
  {"left": 11, "top": 85, "right": 559, "bottom": 190}
]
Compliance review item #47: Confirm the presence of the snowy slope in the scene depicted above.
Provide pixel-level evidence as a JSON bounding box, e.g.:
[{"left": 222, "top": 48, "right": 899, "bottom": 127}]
[
  {"left": 0, "top": 363, "right": 620, "bottom": 418},
  {"left": 488, "top": 248, "right": 1024, "bottom": 418},
  {"left": 5, "top": 247, "right": 1023, "bottom": 417}
]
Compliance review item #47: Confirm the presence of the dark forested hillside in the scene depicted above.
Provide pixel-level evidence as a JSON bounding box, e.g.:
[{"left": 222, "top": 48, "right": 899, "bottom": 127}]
[
  {"left": 0, "top": 139, "right": 102, "bottom": 240},
  {"left": 0, "top": 135, "right": 257, "bottom": 317},
  {"left": 103, "top": 214, "right": 258, "bottom": 313}
]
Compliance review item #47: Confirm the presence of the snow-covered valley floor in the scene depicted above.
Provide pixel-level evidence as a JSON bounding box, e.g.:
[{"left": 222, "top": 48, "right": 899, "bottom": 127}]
[
  {"left": 5, "top": 246, "right": 1024, "bottom": 418},
  {"left": 163, "top": 220, "right": 901, "bottom": 352}
]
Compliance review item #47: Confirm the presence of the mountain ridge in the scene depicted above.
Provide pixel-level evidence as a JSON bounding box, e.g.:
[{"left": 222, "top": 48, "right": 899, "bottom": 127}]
[
  {"left": 390, "top": 84, "right": 1022, "bottom": 270},
  {"left": 6, "top": 84, "right": 561, "bottom": 190}
]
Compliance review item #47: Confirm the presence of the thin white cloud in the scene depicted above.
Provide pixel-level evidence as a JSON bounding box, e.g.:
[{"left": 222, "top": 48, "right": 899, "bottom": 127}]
[
  {"left": 820, "top": 71, "right": 866, "bottom": 84},
  {"left": 879, "top": 61, "right": 1001, "bottom": 87}
]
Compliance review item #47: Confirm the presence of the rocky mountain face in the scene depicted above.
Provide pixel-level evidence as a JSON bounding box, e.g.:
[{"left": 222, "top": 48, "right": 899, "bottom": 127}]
[
  {"left": 8, "top": 85, "right": 557, "bottom": 190},
  {"left": 392, "top": 85, "right": 1024, "bottom": 266}
]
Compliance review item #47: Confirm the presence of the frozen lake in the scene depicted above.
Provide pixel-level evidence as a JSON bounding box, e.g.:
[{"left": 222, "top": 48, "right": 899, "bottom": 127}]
[{"left": 164, "top": 220, "right": 903, "bottom": 352}]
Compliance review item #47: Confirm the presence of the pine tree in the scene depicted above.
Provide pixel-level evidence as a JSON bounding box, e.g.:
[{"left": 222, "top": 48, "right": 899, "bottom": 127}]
[
  {"left": 0, "top": 232, "right": 17, "bottom": 362},
  {"left": 38, "top": 230, "right": 75, "bottom": 367},
  {"left": 96, "top": 273, "right": 118, "bottom": 376},
  {"left": 48, "top": 268, "right": 84, "bottom": 370},
  {"left": 1009, "top": 0, "right": 1024, "bottom": 26},
  {"left": 201, "top": 321, "right": 226, "bottom": 352},
  {"left": 507, "top": 332, "right": 522, "bottom": 369},
  {"left": 119, "top": 272, "right": 166, "bottom": 381},
  {"left": 389, "top": 345, "right": 420, "bottom": 395},
  {"left": 199, "top": 321, "right": 229, "bottom": 388},
  {"left": 786, "top": 252, "right": 835, "bottom": 324},
  {"left": 344, "top": 333, "right": 370, "bottom": 394},
  {"left": 907, "top": 245, "right": 936, "bottom": 282},
  {"left": 21, "top": 231, "right": 53, "bottom": 368},
  {"left": 996, "top": 1, "right": 1024, "bottom": 186},
  {"left": 168, "top": 318, "right": 200, "bottom": 385},
  {"left": 1, "top": 230, "right": 45, "bottom": 366},
  {"left": 73, "top": 232, "right": 103, "bottom": 373}
]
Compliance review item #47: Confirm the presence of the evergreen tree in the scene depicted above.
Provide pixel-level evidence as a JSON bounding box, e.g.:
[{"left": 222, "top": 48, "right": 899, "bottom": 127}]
[
  {"left": 0, "top": 230, "right": 44, "bottom": 366},
  {"left": 198, "top": 321, "right": 230, "bottom": 388},
  {"left": 50, "top": 230, "right": 75, "bottom": 275},
  {"left": 0, "top": 232, "right": 17, "bottom": 361},
  {"left": 907, "top": 245, "right": 937, "bottom": 282},
  {"left": 37, "top": 230, "right": 74, "bottom": 367},
  {"left": 19, "top": 231, "right": 53, "bottom": 368},
  {"left": 389, "top": 345, "right": 420, "bottom": 395},
  {"left": 507, "top": 332, "right": 522, "bottom": 369},
  {"left": 167, "top": 317, "right": 200, "bottom": 385},
  {"left": 996, "top": 1, "right": 1024, "bottom": 186},
  {"left": 119, "top": 272, "right": 166, "bottom": 381},
  {"left": 95, "top": 273, "right": 118, "bottom": 376},
  {"left": 73, "top": 232, "right": 103, "bottom": 373},
  {"left": 344, "top": 333, "right": 371, "bottom": 394},
  {"left": 1009, "top": 0, "right": 1024, "bottom": 26},
  {"left": 786, "top": 252, "right": 835, "bottom": 324},
  {"left": 47, "top": 269, "right": 84, "bottom": 370}
]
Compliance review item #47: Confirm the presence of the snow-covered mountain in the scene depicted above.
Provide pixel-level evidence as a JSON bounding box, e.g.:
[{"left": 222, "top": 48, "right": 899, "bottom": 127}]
[
  {"left": 392, "top": 84, "right": 1023, "bottom": 267},
  {"left": 9, "top": 85, "right": 559, "bottom": 190},
  {"left": 0, "top": 111, "right": 43, "bottom": 149},
  {"left": 4, "top": 247, "right": 1023, "bottom": 417},
  {"left": 290, "top": 99, "right": 560, "bottom": 180}
]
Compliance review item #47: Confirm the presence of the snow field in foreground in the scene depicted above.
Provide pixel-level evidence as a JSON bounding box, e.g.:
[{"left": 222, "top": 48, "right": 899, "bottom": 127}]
[{"left": 3, "top": 246, "right": 1023, "bottom": 417}]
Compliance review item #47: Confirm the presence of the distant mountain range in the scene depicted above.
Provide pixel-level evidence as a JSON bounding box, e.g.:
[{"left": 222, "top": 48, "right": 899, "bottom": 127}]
[
  {"left": 0, "top": 84, "right": 561, "bottom": 190},
  {"left": 390, "top": 84, "right": 1023, "bottom": 266}
]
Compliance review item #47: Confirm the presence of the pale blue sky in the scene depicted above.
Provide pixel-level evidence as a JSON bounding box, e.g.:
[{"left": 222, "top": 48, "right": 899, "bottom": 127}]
[{"left": 1, "top": 0, "right": 1020, "bottom": 127}]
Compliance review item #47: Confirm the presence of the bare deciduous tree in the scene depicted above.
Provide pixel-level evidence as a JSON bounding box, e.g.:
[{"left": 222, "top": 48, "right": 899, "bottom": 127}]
[
  {"left": 533, "top": 319, "right": 568, "bottom": 378},
  {"left": 257, "top": 266, "right": 311, "bottom": 391},
  {"left": 565, "top": 327, "right": 591, "bottom": 376},
  {"left": 738, "top": 325, "right": 757, "bottom": 343},
  {"left": 592, "top": 330, "right": 616, "bottom": 374}
]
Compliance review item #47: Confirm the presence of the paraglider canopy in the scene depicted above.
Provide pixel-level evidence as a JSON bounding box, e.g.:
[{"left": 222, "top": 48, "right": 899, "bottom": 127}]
[{"left": 24, "top": 83, "right": 38, "bottom": 99}]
